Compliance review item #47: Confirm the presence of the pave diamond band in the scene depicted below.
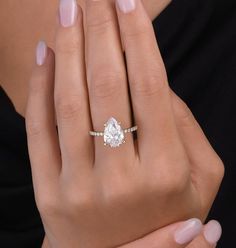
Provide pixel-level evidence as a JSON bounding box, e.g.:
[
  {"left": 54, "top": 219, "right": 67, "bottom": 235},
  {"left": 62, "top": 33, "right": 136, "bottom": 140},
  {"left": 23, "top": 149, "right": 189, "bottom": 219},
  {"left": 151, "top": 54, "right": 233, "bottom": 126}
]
[
  {"left": 89, "top": 127, "right": 138, "bottom": 136},
  {"left": 89, "top": 117, "right": 138, "bottom": 148}
]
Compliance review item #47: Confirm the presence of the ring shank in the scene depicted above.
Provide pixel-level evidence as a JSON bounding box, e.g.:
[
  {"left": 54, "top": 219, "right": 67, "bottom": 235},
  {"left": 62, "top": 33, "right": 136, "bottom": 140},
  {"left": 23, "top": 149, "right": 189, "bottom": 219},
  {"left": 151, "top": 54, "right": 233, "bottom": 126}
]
[{"left": 89, "top": 126, "right": 138, "bottom": 137}]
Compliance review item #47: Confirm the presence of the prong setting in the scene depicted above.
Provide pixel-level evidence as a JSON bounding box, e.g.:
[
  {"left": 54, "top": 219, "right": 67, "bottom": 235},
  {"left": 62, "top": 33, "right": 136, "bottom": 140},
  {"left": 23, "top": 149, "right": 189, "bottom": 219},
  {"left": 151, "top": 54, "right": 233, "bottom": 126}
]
[{"left": 90, "top": 117, "right": 138, "bottom": 148}]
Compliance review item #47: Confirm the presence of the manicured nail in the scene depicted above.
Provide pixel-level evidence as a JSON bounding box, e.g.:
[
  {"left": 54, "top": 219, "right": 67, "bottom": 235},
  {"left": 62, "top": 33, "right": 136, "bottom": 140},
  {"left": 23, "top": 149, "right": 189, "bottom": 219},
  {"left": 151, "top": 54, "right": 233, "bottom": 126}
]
[
  {"left": 36, "top": 41, "right": 47, "bottom": 66},
  {"left": 59, "top": 0, "right": 78, "bottom": 27},
  {"left": 204, "top": 220, "right": 222, "bottom": 244},
  {"left": 117, "top": 0, "right": 136, "bottom": 13},
  {"left": 174, "top": 218, "right": 203, "bottom": 245}
]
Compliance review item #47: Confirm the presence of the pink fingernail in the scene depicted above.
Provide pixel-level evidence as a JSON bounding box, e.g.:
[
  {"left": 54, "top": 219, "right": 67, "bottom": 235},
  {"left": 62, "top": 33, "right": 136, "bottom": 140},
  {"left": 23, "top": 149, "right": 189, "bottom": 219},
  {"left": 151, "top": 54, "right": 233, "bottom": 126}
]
[
  {"left": 174, "top": 218, "right": 203, "bottom": 245},
  {"left": 116, "top": 0, "right": 136, "bottom": 13},
  {"left": 204, "top": 220, "right": 222, "bottom": 244},
  {"left": 59, "top": 0, "right": 78, "bottom": 27},
  {"left": 36, "top": 40, "right": 47, "bottom": 66}
]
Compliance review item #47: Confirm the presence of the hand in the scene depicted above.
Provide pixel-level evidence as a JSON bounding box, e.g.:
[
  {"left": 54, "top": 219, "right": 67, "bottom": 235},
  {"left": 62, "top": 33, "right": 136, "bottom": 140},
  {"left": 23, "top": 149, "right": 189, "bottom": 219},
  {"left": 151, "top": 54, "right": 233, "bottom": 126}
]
[
  {"left": 120, "top": 220, "right": 222, "bottom": 248},
  {"left": 26, "top": 0, "right": 224, "bottom": 247},
  {"left": 42, "top": 220, "right": 222, "bottom": 248}
]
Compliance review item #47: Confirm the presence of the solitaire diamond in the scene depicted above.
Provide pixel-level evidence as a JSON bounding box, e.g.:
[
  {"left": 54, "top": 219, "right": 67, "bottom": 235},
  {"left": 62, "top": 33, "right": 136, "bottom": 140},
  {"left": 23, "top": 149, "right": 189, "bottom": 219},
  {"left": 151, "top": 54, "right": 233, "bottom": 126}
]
[
  {"left": 89, "top": 117, "right": 137, "bottom": 148},
  {"left": 104, "top": 117, "right": 125, "bottom": 148}
]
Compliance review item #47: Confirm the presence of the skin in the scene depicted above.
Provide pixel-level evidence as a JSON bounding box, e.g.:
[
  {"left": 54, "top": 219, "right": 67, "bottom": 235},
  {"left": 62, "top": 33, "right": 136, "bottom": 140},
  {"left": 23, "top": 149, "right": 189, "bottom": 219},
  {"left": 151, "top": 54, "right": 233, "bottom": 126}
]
[
  {"left": 0, "top": 0, "right": 170, "bottom": 117},
  {"left": 0, "top": 0, "right": 223, "bottom": 247}
]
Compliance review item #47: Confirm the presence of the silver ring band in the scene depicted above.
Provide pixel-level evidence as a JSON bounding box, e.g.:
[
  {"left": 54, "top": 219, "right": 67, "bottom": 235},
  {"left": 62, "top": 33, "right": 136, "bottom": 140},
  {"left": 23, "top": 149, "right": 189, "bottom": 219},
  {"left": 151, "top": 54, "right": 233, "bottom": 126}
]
[{"left": 89, "top": 126, "right": 138, "bottom": 137}]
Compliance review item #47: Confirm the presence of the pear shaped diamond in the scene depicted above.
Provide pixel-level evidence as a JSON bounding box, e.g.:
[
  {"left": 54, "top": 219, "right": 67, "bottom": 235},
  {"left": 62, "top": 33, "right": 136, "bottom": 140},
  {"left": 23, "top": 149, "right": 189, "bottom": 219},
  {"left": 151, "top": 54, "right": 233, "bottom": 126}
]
[{"left": 104, "top": 117, "right": 125, "bottom": 148}]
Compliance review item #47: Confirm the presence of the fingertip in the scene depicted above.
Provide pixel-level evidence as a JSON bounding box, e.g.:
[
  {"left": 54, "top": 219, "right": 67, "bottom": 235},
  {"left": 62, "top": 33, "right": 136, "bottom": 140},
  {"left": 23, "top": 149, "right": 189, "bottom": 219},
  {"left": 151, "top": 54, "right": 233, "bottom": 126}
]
[
  {"left": 203, "top": 220, "right": 222, "bottom": 245},
  {"left": 116, "top": 0, "right": 137, "bottom": 14},
  {"left": 30, "top": 41, "right": 55, "bottom": 93},
  {"left": 35, "top": 41, "right": 55, "bottom": 66},
  {"left": 36, "top": 40, "right": 48, "bottom": 66},
  {"left": 174, "top": 218, "right": 203, "bottom": 245}
]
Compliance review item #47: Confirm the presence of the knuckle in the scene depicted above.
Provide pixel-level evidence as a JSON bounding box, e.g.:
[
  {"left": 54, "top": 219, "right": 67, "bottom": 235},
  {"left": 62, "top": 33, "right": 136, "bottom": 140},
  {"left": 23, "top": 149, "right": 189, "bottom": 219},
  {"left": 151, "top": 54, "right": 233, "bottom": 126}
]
[
  {"left": 122, "top": 20, "right": 151, "bottom": 42},
  {"left": 63, "top": 180, "right": 95, "bottom": 212},
  {"left": 89, "top": 72, "right": 124, "bottom": 100},
  {"left": 100, "top": 178, "right": 130, "bottom": 206},
  {"left": 160, "top": 174, "right": 188, "bottom": 195},
  {"left": 67, "top": 191, "right": 94, "bottom": 211},
  {"left": 37, "top": 195, "right": 58, "bottom": 217},
  {"left": 102, "top": 187, "right": 127, "bottom": 206},
  {"left": 131, "top": 73, "right": 167, "bottom": 97},
  {"left": 26, "top": 117, "right": 43, "bottom": 137},
  {"left": 56, "top": 32, "right": 81, "bottom": 55},
  {"left": 55, "top": 95, "right": 81, "bottom": 120},
  {"left": 179, "top": 109, "right": 194, "bottom": 128},
  {"left": 160, "top": 174, "right": 189, "bottom": 195},
  {"left": 204, "top": 155, "right": 225, "bottom": 186},
  {"left": 212, "top": 157, "right": 225, "bottom": 182},
  {"left": 174, "top": 96, "right": 195, "bottom": 127},
  {"left": 152, "top": 158, "right": 190, "bottom": 195},
  {"left": 87, "top": 16, "right": 113, "bottom": 35},
  {"left": 217, "top": 159, "right": 225, "bottom": 179}
]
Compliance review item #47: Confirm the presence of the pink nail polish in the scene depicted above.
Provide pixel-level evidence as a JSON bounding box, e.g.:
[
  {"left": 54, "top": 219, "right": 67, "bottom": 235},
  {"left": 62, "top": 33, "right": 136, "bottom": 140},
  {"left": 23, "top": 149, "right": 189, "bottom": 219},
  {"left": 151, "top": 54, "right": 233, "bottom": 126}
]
[
  {"left": 204, "top": 220, "right": 222, "bottom": 244},
  {"left": 174, "top": 218, "right": 203, "bottom": 245},
  {"left": 36, "top": 41, "right": 47, "bottom": 66},
  {"left": 59, "top": 0, "right": 78, "bottom": 27},
  {"left": 117, "top": 0, "right": 136, "bottom": 13}
]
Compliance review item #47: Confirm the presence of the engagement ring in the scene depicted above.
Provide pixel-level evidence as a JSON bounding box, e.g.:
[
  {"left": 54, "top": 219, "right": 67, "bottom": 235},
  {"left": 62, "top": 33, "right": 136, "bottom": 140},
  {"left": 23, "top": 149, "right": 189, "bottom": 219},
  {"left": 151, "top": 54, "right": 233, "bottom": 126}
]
[{"left": 90, "top": 117, "right": 138, "bottom": 148}]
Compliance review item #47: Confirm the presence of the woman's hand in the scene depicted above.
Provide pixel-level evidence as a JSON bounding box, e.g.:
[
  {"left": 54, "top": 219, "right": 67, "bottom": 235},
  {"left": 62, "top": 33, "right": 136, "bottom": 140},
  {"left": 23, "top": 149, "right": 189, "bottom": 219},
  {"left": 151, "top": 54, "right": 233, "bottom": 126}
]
[
  {"left": 42, "top": 220, "right": 222, "bottom": 248},
  {"left": 120, "top": 220, "right": 222, "bottom": 248},
  {"left": 26, "top": 0, "right": 224, "bottom": 247}
]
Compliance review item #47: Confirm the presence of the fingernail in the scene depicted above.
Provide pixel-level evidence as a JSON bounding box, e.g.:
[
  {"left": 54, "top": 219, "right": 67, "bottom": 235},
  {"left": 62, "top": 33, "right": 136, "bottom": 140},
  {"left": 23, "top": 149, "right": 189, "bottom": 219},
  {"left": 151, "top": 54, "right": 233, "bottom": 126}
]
[
  {"left": 59, "top": 0, "right": 78, "bottom": 27},
  {"left": 204, "top": 220, "right": 222, "bottom": 244},
  {"left": 36, "top": 40, "right": 47, "bottom": 66},
  {"left": 117, "top": 0, "right": 136, "bottom": 13},
  {"left": 174, "top": 218, "right": 203, "bottom": 245}
]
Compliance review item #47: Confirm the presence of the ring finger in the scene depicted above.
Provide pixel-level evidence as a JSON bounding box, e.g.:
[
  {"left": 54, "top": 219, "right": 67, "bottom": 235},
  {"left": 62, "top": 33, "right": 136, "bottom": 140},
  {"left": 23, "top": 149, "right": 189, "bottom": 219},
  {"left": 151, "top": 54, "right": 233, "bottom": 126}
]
[{"left": 85, "top": 0, "right": 135, "bottom": 163}]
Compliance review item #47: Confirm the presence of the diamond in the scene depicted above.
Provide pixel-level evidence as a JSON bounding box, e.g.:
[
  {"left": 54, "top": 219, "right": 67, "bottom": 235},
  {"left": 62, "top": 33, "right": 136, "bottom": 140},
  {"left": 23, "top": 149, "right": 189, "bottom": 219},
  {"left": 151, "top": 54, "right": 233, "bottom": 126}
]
[{"left": 104, "top": 117, "right": 124, "bottom": 148}]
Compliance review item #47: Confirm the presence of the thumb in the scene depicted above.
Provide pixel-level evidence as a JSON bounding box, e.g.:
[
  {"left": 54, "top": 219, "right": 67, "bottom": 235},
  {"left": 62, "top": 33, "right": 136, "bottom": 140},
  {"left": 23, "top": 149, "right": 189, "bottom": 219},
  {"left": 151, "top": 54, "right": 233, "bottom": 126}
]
[{"left": 119, "top": 218, "right": 203, "bottom": 248}]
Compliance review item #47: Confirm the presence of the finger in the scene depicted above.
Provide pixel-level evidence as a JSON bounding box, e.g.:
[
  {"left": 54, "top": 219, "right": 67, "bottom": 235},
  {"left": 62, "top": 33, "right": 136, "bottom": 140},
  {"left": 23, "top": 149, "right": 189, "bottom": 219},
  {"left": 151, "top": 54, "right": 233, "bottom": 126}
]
[
  {"left": 145, "top": 0, "right": 172, "bottom": 19},
  {"left": 54, "top": 0, "right": 93, "bottom": 173},
  {"left": 26, "top": 42, "right": 60, "bottom": 193},
  {"left": 171, "top": 92, "right": 225, "bottom": 213},
  {"left": 203, "top": 220, "right": 222, "bottom": 247},
  {"left": 115, "top": 0, "right": 183, "bottom": 162},
  {"left": 119, "top": 218, "right": 203, "bottom": 248},
  {"left": 187, "top": 220, "right": 222, "bottom": 248},
  {"left": 42, "top": 236, "right": 50, "bottom": 248},
  {"left": 85, "top": 0, "right": 135, "bottom": 162}
]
